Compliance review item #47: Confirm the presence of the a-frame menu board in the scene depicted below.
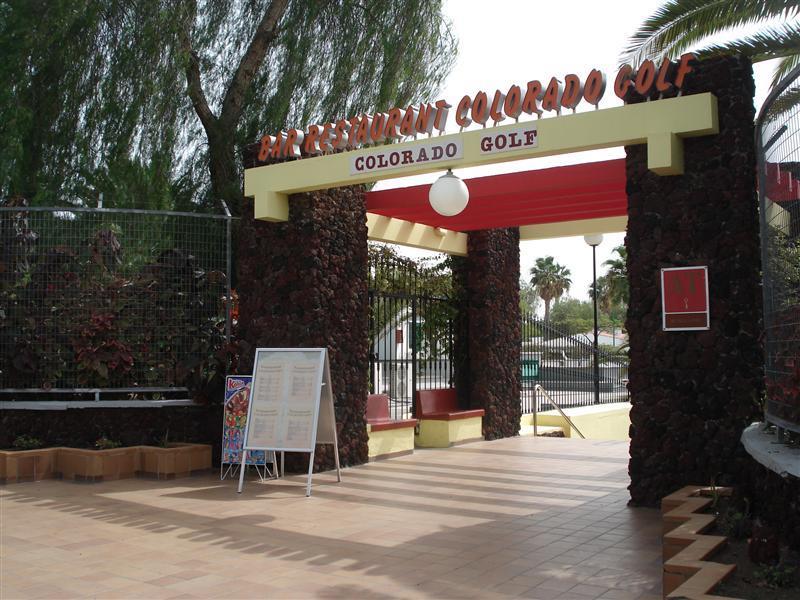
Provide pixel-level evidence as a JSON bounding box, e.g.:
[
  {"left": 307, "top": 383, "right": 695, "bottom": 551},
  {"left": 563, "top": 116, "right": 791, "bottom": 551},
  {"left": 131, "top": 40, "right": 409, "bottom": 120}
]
[{"left": 237, "top": 348, "right": 341, "bottom": 497}]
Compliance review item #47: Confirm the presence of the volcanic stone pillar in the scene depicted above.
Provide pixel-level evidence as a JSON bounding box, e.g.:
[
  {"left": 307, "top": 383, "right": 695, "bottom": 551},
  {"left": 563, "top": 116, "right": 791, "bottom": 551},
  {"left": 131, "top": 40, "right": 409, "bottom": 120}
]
[
  {"left": 626, "top": 56, "right": 763, "bottom": 505},
  {"left": 454, "top": 228, "right": 522, "bottom": 439},
  {"left": 236, "top": 188, "right": 369, "bottom": 469}
]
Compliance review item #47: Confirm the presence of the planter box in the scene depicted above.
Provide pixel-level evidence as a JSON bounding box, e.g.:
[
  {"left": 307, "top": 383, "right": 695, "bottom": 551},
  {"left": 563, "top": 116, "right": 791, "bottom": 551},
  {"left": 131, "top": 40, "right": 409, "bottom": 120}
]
[
  {"left": 139, "top": 443, "right": 212, "bottom": 480},
  {"left": 0, "top": 443, "right": 212, "bottom": 485},
  {"left": 0, "top": 448, "right": 59, "bottom": 484},
  {"left": 661, "top": 485, "right": 740, "bottom": 600},
  {"left": 57, "top": 447, "right": 140, "bottom": 482}
]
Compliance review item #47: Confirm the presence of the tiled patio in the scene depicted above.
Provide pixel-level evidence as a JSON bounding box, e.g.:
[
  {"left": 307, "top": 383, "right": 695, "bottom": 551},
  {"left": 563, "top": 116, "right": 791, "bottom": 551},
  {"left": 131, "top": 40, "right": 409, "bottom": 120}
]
[{"left": 1, "top": 436, "right": 661, "bottom": 599}]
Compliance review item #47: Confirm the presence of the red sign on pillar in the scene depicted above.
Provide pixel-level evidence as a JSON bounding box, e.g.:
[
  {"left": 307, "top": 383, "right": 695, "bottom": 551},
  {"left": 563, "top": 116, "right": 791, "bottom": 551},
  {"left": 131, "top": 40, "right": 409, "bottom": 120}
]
[{"left": 661, "top": 266, "right": 710, "bottom": 331}]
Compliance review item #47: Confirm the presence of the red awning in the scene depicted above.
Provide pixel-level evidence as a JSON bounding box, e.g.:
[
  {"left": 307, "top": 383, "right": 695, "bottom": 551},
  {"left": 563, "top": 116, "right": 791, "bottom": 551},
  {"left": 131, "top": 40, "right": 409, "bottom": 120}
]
[{"left": 366, "top": 159, "right": 628, "bottom": 232}]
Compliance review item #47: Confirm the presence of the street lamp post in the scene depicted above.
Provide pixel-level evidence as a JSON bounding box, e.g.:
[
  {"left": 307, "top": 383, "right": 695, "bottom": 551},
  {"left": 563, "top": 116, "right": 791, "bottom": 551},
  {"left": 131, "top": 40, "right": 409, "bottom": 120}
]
[{"left": 584, "top": 234, "right": 603, "bottom": 405}]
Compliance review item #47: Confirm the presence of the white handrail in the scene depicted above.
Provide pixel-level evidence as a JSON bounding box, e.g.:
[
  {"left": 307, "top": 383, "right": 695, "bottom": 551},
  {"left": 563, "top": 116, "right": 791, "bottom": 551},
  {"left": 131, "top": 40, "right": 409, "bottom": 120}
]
[{"left": 533, "top": 384, "right": 586, "bottom": 439}]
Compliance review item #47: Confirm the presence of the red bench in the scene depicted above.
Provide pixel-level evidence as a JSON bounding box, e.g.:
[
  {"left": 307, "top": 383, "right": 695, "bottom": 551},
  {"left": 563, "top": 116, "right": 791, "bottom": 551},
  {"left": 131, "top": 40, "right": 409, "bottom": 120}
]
[
  {"left": 366, "top": 394, "right": 417, "bottom": 460},
  {"left": 415, "top": 389, "right": 485, "bottom": 421},
  {"left": 366, "top": 394, "right": 417, "bottom": 431}
]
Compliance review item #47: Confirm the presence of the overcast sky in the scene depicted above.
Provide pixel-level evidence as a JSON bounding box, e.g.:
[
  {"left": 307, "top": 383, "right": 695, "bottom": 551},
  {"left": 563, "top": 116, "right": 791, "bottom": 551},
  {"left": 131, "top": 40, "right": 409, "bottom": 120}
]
[{"left": 373, "top": 0, "right": 781, "bottom": 307}]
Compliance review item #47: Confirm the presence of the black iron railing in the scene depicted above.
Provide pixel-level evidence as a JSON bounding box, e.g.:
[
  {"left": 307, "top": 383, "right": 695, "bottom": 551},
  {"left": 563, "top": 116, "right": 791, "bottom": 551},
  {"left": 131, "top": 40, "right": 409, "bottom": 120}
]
[
  {"left": 520, "top": 310, "right": 629, "bottom": 413},
  {"left": 368, "top": 249, "right": 455, "bottom": 420}
]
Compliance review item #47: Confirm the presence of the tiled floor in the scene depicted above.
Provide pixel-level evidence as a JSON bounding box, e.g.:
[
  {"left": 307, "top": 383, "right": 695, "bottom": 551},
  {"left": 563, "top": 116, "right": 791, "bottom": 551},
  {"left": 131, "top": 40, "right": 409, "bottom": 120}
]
[{"left": 1, "top": 436, "right": 662, "bottom": 599}]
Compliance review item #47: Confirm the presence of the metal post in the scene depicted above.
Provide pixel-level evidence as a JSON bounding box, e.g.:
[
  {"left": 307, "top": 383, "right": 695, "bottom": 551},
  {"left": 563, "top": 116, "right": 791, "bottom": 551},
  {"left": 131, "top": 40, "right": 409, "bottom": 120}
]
[
  {"left": 592, "top": 245, "right": 600, "bottom": 405},
  {"left": 220, "top": 199, "right": 233, "bottom": 346},
  {"left": 411, "top": 296, "right": 417, "bottom": 417}
]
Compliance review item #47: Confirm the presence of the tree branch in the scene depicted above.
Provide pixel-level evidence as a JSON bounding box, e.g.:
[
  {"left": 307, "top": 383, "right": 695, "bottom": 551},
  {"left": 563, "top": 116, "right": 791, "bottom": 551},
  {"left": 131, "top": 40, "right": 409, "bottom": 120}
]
[
  {"left": 180, "top": 1, "right": 216, "bottom": 132},
  {"left": 219, "top": 0, "right": 289, "bottom": 131}
]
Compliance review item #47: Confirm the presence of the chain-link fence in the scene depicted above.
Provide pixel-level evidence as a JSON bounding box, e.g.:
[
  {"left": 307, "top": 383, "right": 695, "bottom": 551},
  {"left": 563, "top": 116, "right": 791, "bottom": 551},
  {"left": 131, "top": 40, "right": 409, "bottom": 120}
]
[
  {"left": 0, "top": 204, "right": 232, "bottom": 404},
  {"left": 757, "top": 65, "right": 800, "bottom": 435}
]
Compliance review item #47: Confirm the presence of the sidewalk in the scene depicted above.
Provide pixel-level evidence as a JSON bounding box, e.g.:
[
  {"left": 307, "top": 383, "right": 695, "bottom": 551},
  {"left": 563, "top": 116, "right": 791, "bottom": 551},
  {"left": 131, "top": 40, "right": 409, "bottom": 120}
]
[{"left": 1, "top": 436, "right": 661, "bottom": 599}]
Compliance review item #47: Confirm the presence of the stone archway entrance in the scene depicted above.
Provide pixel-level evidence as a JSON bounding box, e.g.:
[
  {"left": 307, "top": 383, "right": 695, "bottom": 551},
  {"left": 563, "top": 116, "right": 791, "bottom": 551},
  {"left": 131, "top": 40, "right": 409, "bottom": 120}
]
[{"left": 238, "top": 56, "right": 762, "bottom": 505}]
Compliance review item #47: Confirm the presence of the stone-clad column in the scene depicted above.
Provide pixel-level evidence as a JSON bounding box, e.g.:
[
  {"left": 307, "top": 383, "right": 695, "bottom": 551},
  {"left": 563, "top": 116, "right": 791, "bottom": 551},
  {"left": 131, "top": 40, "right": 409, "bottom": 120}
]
[
  {"left": 453, "top": 228, "right": 521, "bottom": 439},
  {"left": 236, "top": 188, "right": 369, "bottom": 469},
  {"left": 626, "top": 56, "right": 763, "bottom": 505}
]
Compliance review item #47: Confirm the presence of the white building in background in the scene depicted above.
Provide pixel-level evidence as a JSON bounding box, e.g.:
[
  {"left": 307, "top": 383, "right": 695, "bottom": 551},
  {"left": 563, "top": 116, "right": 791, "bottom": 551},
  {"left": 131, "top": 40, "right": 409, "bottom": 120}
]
[
  {"left": 372, "top": 308, "right": 414, "bottom": 398},
  {"left": 595, "top": 329, "right": 628, "bottom": 347},
  {"left": 372, "top": 308, "right": 452, "bottom": 401}
]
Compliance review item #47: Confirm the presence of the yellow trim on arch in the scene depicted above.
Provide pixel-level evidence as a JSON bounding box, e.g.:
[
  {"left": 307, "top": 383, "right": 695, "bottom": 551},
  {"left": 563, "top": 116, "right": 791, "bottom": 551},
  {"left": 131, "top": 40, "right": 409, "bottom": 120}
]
[
  {"left": 244, "top": 93, "right": 718, "bottom": 223},
  {"left": 519, "top": 216, "right": 628, "bottom": 241},
  {"left": 366, "top": 213, "right": 467, "bottom": 256}
]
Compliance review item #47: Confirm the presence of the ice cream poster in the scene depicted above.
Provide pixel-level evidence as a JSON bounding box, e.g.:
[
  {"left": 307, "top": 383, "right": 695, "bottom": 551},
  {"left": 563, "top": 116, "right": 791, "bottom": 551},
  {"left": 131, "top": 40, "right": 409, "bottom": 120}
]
[{"left": 223, "top": 376, "right": 266, "bottom": 465}]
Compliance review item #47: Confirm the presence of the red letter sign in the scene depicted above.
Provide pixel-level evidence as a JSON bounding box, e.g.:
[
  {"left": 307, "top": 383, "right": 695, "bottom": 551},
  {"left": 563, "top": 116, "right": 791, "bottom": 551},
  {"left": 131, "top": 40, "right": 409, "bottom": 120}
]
[{"left": 661, "top": 266, "right": 710, "bottom": 331}]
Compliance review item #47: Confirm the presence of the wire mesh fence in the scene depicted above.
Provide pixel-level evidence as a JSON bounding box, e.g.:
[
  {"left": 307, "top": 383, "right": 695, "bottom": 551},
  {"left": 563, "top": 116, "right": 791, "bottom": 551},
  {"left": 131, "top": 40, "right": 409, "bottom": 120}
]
[
  {"left": 757, "top": 65, "right": 800, "bottom": 435},
  {"left": 0, "top": 204, "right": 231, "bottom": 402},
  {"left": 520, "top": 310, "right": 629, "bottom": 413}
]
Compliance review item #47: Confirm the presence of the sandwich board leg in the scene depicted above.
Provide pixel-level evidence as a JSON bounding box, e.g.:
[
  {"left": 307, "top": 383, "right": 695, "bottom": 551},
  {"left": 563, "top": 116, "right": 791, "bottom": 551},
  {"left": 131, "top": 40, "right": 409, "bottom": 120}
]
[
  {"left": 333, "top": 444, "right": 341, "bottom": 482},
  {"left": 332, "top": 428, "right": 342, "bottom": 483},
  {"left": 305, "top": 451, "right": 315, "bottom": 497},
  {"left": 281, "top": 451, "right": 285, "bottom": 479},
  {"left": 237, "top": 449, "right": 248, "bottom": 493}
]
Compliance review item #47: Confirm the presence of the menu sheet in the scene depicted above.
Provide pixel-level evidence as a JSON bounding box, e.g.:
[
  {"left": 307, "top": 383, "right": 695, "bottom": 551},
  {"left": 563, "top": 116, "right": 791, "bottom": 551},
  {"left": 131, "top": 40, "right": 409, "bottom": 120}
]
[{"left": 245, "top": 350, "right": 323, "bottom": 451}]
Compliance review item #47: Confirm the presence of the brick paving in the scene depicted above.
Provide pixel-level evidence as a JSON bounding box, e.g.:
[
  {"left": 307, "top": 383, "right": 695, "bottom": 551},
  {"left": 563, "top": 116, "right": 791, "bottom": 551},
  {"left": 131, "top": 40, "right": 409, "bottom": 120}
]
[{"left": 1, "top": 436, "right": 661, "bottom": 599}]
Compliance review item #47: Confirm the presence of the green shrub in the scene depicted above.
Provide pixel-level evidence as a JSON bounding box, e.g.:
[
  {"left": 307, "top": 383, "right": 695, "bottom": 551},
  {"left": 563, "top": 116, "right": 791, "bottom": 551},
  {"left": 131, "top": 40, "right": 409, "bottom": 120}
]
[
  {"left": 94, "top": 436, "right": 122, "bottom": 450},
  {"left": 12, "top": 435, "right": 44, "bottom": 450},
  {"left": 755, "top": 563, "right": 797, "bottom": 589}
]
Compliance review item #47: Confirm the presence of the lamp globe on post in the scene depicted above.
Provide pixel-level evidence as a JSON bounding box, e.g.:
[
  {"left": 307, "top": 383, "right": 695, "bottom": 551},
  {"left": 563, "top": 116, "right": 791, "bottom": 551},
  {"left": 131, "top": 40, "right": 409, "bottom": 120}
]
[
  {"left": 429, "top": 169, "right": 469, "bottom": 217},
  {"left": 584, "top": 233, "right": 603, "bottom": 405}
]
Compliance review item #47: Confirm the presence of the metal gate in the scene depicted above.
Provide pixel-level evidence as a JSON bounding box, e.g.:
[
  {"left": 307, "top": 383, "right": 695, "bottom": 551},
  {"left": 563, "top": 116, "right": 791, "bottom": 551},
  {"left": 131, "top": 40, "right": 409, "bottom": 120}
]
[
  {"left": 368, "top": 248, "right": 455, "bottom": 420},
  {"left": 757, "top": 64, "right": 800, "bottom": 435},
  {"left": 520, "top": 309, "right": 630, "bottom": 413}
]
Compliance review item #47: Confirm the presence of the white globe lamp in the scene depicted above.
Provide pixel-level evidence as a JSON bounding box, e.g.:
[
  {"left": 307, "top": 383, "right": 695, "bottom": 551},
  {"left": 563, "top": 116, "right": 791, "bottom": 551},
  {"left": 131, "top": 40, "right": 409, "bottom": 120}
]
[
  {"left": 429, "top": 169, "right": 469, "bottom": 216},
  {"left": 584, "top": 233, "right": 604, "bottom": 247}
]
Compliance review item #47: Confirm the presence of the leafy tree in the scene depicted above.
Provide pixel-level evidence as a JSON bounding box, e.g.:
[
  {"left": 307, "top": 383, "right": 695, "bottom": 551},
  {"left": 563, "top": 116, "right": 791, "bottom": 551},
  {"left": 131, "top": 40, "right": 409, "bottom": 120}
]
[
  {"left": 529, "top": 256, "right": 572, "bottom": 321},
  {"left": 0, "top": 0, "right": 457, "bottom": 213},
  {"left": 520, "top": 280, "right": 541, "bottom": 315},
  {"left": 368, "top": 244, "right": 454, "bottom": 360},
  {"left": 622, "top": 0, "right": 800, "bottom": 91},
  {"left": 549, "top": 298, "right": 594, "bottom": 336},
  {"left": 0, "top": 1, "right": 188, "bottom": 206},
  {"left": 549, "top": 297, "right": 623, "bottom": 340}
]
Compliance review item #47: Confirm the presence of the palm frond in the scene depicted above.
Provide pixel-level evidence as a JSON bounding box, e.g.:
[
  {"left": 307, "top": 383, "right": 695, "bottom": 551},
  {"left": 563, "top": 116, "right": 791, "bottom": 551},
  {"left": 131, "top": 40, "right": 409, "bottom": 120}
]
[
  {"left": 621, "top": 0, "right": 799, "bottom": 65},
  {"left": 697, "top": 21, "right": 800, "bottom": 63},
  {"left": 770, "top": 53, "right": 800, "bottom": 88},
  {"left": 765, "top": 85, "right": 800, "bottom": 122}
]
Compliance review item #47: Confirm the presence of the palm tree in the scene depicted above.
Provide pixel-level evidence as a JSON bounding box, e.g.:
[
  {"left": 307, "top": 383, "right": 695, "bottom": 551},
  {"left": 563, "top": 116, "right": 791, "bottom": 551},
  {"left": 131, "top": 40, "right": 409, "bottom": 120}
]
[
  {"left": 530, "top": 256, "right": 572, "bottom": 321},
  {"left": 603, "top": 245, "right": 629, "bottom": 307},
  {"left": 622, "top": 1, "right": 800, "bottom": 91},
  {"left": 589, "top": 275, "right": 614, "bottom": 315}
]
